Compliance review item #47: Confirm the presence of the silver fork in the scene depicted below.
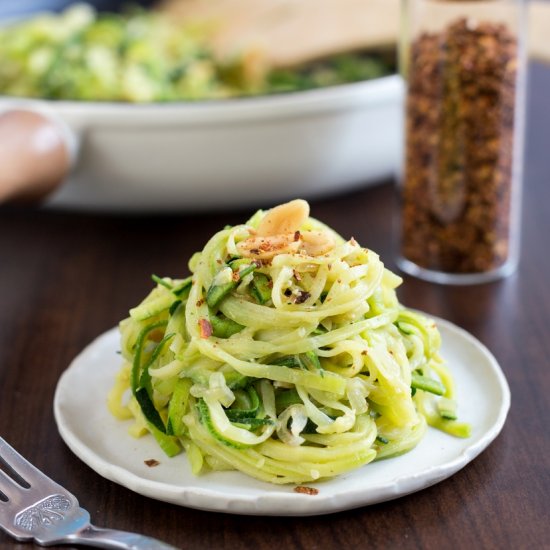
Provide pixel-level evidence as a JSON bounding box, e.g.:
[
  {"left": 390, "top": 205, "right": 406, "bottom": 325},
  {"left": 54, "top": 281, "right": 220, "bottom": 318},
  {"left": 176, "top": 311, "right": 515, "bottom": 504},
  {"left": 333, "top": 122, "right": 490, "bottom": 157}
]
[{"left": 0, "top": 437, "right": 179, "bottom": 549}]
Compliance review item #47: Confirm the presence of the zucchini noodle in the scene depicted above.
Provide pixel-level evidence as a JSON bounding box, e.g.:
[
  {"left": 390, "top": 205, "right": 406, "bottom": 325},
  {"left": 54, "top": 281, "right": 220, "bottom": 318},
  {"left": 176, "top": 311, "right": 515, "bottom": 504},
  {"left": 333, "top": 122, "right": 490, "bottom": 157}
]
[{"left": 109, "top": 200, "right": 470, "bottom": 484}]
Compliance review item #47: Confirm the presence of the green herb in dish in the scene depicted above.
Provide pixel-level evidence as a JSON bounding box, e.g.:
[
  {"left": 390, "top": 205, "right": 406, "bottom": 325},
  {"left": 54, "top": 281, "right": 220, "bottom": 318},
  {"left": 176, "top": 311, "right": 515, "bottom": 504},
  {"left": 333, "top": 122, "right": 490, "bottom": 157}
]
[{"left": 0, "top": 3, "right": 394, "bottom": 102}]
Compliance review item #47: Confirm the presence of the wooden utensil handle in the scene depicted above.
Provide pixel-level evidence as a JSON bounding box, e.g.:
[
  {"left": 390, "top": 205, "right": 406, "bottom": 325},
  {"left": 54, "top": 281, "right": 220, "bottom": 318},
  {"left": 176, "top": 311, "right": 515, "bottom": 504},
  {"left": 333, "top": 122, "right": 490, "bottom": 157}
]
[
  {"left": 162, "top": 0, "right": 550, "bottom": 67},
  {"left": 0, "top": 109, "right": 71, "bottom": 203}
]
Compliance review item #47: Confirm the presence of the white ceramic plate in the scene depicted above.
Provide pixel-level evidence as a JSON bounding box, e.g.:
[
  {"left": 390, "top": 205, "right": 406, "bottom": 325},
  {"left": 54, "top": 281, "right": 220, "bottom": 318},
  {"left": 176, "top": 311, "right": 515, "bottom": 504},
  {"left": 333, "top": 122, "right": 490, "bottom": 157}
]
[{"left": 54, "top": 316, "right": 510, "bottom": 516}]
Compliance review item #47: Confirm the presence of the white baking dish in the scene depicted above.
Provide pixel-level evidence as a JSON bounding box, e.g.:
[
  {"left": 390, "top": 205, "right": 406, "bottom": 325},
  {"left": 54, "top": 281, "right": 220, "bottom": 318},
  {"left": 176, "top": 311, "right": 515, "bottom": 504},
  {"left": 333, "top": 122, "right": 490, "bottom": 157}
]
[{"left": 0, "top": 74, "right": 403, "bottom": 211}]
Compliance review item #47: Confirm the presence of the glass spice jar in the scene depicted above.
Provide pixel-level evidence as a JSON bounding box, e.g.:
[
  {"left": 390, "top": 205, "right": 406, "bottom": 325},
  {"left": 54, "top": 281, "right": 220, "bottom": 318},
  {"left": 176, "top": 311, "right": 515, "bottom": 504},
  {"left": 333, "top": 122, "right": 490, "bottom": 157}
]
[{"left": 396, "top": 0, "right": 527, "bottom": 284}]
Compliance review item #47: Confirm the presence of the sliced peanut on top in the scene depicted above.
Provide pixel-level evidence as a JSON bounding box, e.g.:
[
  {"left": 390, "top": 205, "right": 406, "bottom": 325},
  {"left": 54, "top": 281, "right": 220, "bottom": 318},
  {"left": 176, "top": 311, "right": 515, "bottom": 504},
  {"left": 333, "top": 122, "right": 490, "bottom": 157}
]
[
  {"left": 238, "top": 200, "right": 335, "bottom": 260},
  {"left": 256, "top": 199, "right": 310, "bottom": 237},
  {"left": 237, "top": 234, "right": 301, "bottom": 260},
  {"left": 300, "top": 230, "right": 336, "bottom": 256}
]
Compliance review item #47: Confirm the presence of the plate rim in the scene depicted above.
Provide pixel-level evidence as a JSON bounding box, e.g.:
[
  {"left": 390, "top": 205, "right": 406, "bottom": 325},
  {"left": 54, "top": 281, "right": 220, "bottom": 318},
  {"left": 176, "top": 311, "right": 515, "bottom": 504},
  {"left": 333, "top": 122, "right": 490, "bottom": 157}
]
[{"left": 54, "top": 315, "right": 510, "bottom": 516}]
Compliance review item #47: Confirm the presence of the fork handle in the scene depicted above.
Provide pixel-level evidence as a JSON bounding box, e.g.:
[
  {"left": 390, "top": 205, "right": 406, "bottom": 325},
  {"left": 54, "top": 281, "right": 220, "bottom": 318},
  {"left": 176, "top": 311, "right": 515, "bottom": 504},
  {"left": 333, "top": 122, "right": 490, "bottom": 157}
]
[{"left": 66, "top": 524, "right": 180, "bottom": 550}]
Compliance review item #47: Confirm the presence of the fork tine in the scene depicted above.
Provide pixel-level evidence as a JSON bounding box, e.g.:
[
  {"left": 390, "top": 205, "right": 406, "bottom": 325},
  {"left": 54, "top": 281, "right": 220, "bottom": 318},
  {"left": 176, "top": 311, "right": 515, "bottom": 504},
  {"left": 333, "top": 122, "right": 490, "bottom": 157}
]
[
  {"left": 0, "top": 468, "right": 24, "bottom": 502},
  {"left": 0, "top": 437, "right": 51, "bottom": 488},
  {"left": 0, "top": 438, "right": 178, "bottom": 548}
]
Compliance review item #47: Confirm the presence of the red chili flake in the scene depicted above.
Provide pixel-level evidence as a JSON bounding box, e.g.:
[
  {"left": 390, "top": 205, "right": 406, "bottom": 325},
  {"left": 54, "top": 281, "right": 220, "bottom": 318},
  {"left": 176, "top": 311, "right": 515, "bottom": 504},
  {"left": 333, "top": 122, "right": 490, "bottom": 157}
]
[
  {"left": 294, "top": 291, "right": 311, "bottom": 304},
  {"left": 294, "top": 231, "right": 301, "bottom": 242},
  {"left": 250, "top": 248, "right": 260, "bottom": 255},
  {"left": 144, "top": 459, "right": 160, "bottom": 467},
  {"left": 199, "top": 319, "right": 213, "bottom": 338},
  {"left": 196, "top": 299, "right": 204, "bottom": 307},
  {"left": 361, "top": 350, "right": 369, "bottom": 356},
  {"left": 232, "top": 271, "right": 241, "bottom": 282},
  {"left": 294, "top": 486, "right": 319, "bottom": 496},
  {"left": 259, "top": 240, "right": 272, "bottom": 252},
  {"left": 149, "top": 329, "right": 164, "bottom": 343}
]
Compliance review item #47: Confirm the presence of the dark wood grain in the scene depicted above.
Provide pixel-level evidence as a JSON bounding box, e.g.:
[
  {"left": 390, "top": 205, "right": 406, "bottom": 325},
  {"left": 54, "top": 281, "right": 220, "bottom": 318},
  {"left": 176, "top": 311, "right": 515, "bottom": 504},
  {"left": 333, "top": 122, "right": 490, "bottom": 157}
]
[{"left": 1, "top": 62, "right": 549, "bottom": 550}]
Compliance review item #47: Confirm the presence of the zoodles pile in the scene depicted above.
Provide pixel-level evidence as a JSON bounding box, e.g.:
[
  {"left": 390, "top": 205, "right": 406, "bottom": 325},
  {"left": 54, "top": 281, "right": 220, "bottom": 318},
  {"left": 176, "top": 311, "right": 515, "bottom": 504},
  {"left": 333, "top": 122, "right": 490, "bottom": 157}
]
[{"left": 109, "top": 200, "right": 469, "bottom": 484}]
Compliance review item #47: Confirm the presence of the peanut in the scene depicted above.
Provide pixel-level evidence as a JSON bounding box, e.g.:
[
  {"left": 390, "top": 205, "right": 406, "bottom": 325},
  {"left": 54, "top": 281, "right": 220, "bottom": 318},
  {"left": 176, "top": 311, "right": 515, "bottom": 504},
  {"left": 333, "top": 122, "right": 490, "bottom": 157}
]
[
  {"left": 237, "top": 234, "right": 301, "bottom": 260},
  {"left": 256, "top": 199, "right": 309, "bottom": 237},
  {"left": 238, "top": 200, "right": 335, "bottom": 260},
  {"left": 300, "top": 230, "right": 335, "bottom": 256}
]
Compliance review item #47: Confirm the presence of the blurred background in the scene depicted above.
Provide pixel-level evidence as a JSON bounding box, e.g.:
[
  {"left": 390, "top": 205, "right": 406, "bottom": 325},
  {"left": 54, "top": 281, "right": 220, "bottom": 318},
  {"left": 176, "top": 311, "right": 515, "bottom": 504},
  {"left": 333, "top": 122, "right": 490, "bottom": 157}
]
[
  {"left": 0, "top": 0, "right": 155, "bottom": 17},
  {"left": 0, "top": 0, "right": 404, "bottom": 210},
  {"left": 0, "top": 0, "right": 547, "bottom": 212}
]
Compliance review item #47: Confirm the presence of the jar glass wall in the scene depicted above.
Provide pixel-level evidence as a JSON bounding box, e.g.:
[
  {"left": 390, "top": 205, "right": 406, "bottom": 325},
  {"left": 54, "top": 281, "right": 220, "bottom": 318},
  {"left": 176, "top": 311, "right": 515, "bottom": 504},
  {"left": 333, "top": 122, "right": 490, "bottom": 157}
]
[{"left": 397, "top": 0, "right": 527, "bottom": 284}]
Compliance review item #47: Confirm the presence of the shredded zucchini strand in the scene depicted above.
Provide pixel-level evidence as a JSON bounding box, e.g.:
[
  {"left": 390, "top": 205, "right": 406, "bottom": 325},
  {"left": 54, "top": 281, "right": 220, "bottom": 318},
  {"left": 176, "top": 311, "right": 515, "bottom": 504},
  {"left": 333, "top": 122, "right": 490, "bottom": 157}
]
[{"left": 111, "top": 201, "right": 469, "bottom": 484}]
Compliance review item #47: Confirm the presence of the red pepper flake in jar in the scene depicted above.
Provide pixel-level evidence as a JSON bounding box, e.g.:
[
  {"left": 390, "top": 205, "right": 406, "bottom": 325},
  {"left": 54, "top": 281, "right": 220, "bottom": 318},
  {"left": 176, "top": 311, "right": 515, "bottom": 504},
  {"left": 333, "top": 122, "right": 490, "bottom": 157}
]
[
  {"left": 144, "top": 459, "right": 160, "bottom": 467},
  {"left": 400, "top": 15, "right": 523, "bottom": 278}
]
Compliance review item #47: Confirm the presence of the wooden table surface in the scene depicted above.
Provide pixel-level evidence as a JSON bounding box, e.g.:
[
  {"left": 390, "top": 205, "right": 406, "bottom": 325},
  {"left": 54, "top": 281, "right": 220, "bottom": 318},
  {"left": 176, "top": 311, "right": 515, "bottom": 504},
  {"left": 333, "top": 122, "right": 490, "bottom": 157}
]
[{"left": 1, "top": 62, "right": 549, "bottom": 550}]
